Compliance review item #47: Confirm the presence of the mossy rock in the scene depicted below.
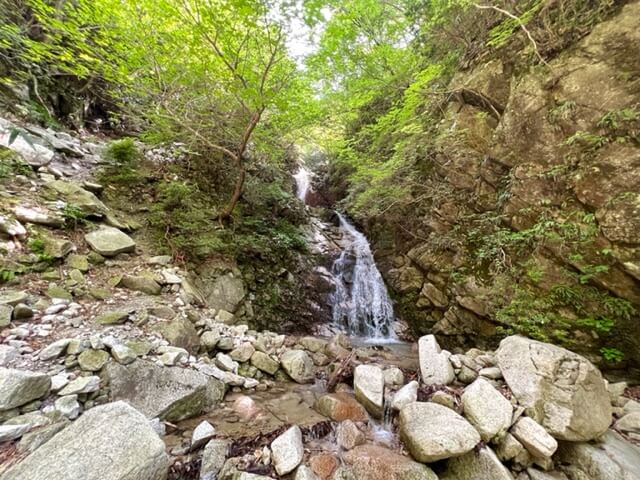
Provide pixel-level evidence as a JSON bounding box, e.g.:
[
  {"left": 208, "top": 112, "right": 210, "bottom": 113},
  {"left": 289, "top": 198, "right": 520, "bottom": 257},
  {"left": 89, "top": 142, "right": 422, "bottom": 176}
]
[
  {"left": 46, "top": 285, "right": 72, "bottom": 301},
  {"left": 66, "top": 254, "right": 90, "bottom": 272},
  {"left": 95, "top": 311, "right": 129, "bottom": 325},
  {"left": 78, "top": 349, "right": 110, "bottom": 372}
]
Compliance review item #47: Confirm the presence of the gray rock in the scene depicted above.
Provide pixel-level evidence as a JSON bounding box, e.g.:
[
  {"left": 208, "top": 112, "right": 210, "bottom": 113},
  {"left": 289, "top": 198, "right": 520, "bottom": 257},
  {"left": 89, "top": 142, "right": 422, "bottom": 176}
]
[
  {"left": 281, "top": 349, "right": 315, "bottom": 384},
  {"left": 616, "top": 412, "right": 640, "bottom": 434},
  {"left": 204, "top": 273, "right": 245, "bottom": 313},
  {"left": 58, "top": 375, "right": 100, "bottom": 395},
  {"left": 557, "top": 431, "right": 640, "bottom": 480},
  {"left": 299, "top": 337, "right": 328, "bottom": 353},
  {"left": 229, "top": 342, "right": 255, "bottom": 362},
  {"left": 1, "top": 401, "right": 169, "bottom": 480},
  {"left": 157, "top": 317, "right": 200, "bottom": 353},
  {"left": 118, "top": 275, "right": 162, "bottom": 295},
  {"left": 158, "top": 346, "right": 188, "bottom": 366},
  {"left": 200, "top": 331, "right": 220, "bottom": 351},
  {"left": 215, "top": 352, "right": 239, "bottom": 373},
  {"left": 0, "top": 290, "right": 28, "bottom": 306},
  {"left": 441, "top": 446, "right": 514, "bottom": 480},
  {"left": 272, "top": 425, "right": 304, "bottom": 475},
  {"left": 511, "top": 417, "right": 559, "bottom": 459},
  {"left": 354, "top": 364, "right": 385, "bottom": 418},
  {"left": 191, "top": 420, "right": 216, "bottom": 450},
  {"left": 344, "top": 444, "right": 438, "bottom": 480},
  {"left": 78, "top": 349, "right": 110, "bottom": 371},
  {"left": 497, "top": 336, "right": 611, "bottom": 441},
  {"left": 200, "top": 439, "right": 229, "bottom": 479},
  {"left": 496, "top": 433, "right": 525, "bottom": 461},
  {"left": 104, "top": 360, "right": 224, "bottom": 421},
  {"left": 54, "top": 394, "right": 81, "bottom": 419},
  {"left": 111, "top": 344, "right": 137, "bottom": 364},
  {"left": 0, "top": 345, "right": 19, "bottom": 366},
  {"left": 0, "top": 423, "right": 31, "bottom": 442},
  {"left": 39, "top": 339, "right": 72, "bottom": 361},
  {"left": 0, "top": 304, "right": 13, "bottom": 327},
  {"left": 85, "top": 227, "right": 136, "bottom": 257},
  {"left": 45, "top": 179, "right": 109, "bottom": 216},
  {"left": 0, "top": 215, "right": 26, "bottom": 237},
  {"left": 391, "top": 380, "right": 418, "bottom": 411},
  {"left": 0, "top": 123, "right": 54, "bottom": 167},
  {"left": 17, "top": 420, "right": 68, "bottom": 454},
  {"left": 419, "top": 335, "right": 455, "bottom": 385},
  {"left": 251, "top": 351, "right": 280, "bottom": 375},
  {"left": 399, "top": 401, "right": 480, "bottom": 462},
  {"left": 13, "top": 206, "right": 64, "bottom": 227},
  {"left": 383, "top": 367, "right": 404, "bottom": 386},
  {"left": 462, "top": 377, "right": 513, "bottom": 442},
  {"left": 0, "top": 368, "right": 51, "bottom": 410},
  {"left": 95, "top": 311, "right": 130, "bottom": 325}
]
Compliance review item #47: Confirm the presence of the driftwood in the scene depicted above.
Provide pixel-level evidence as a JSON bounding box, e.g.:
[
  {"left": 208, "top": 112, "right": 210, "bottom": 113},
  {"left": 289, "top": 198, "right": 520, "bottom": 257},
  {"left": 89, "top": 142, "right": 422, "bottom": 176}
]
[{"left": 326, "top": 352, "right": 355, "bottom": 393}]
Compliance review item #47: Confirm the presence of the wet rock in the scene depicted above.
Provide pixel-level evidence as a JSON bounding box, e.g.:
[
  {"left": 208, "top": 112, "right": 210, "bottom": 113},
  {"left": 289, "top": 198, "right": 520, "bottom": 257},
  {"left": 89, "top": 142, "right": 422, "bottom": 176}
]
[
  {"left": 104, "top": 360, "right": 224, "bottom": 421},
  {"left": 272, "top": 425, "right": 304, "bottom": 475},
  {"left": 399, "top": 401, "right": 480, "bottom": 462},
  {"left": 440, "top": 446, "right": 514, "bottom": 480},
  {"left": 391, "top": 380, "right": 418, "bottom": 411},
  {"left": 336, "top": 420, "right": 365, "bottom": 450},
  {"left": 1, "top": 401, "right": 169, "bottom": 480},
  {"left": 59, "top": 375, "right": 100, "bottom": 395},
  {"left": 0, "top": 368, "right": 51, "bottom": 410},
  {"left": 251, "top": 351, "right": 280, "bottom": 375},
  {"left": 84, "top": 227, "right": 136, "bottom": 257},
  {"left": 354, "top": 364, "right": 384, "bottom": 418},
  {"left": 281, "top": 349, "right": 315, "bottom": 384},
  {"left": 418, "top": 335, "right": 454, "bottom": 385},
  {"left": 191, "top": 420, "right": 216, "bottom": 450},
  {"left": 157, "top": 317, "right": 200, "bottom": 353},
  {"left": 315, "top": 393, "right": 369, "bottom": 422},
  {"left": 344, "top": 444, "right": 438, "bottom": 480},
  {"left": 95, "top": 310, "right": 130, "bottom": 325},
  {"left": 556, "top": 430, "right": 640, "bottom": 480},
  {"left": 461, "top": 377, "right": 512, "bottom": 441},
  {"left": 511, "top": 417, "right": 558, "bottom": 459},
  {"left": 200, "top": 439, "right": 229, "bottom": 479},
  {"left": 497, "top": 336, "right": 611, "bottom": 441},
  {"left": 118, "top": 275, "right": 162, "bottom": 295},
  {"left": 78, "top": 349, "right": 110, "bottom": 371}
]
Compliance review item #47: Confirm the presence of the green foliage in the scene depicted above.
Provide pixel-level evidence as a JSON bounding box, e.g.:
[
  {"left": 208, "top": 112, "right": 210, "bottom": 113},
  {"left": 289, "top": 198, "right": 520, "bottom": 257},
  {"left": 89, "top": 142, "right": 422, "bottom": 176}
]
[
  {"left": 0, "top": 268, "right": 17, "bottom": 283},
  {"left": 61, "top": 204, "right": 88, "bottom": 230},
  {"left": 565, "top": 131, "right": 608, "bottom": 151},
  {"left": 487, "top": 1, "right": 542, "bottom": 48},
  {"left": 27, "top": 237, "right": 54, "bottom": 264},
  {"left": 104, "top": 138, "right": 140, "bottom": 165},
  {"left": 0, "top": 147, "right": 33, "bottom": 179},
  {"left": 600, "top": 347, "right": 624, "bottom": 363}
]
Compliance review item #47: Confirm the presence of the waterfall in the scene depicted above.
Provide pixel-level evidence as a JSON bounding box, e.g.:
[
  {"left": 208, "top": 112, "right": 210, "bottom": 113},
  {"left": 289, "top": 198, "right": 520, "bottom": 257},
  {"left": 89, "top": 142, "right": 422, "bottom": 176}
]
[
  {"left": 293, "top": 165, "right": 313, "bottom": 202},
  {"left": 331, "top": 213, "right": 395, "bottom": 340}
]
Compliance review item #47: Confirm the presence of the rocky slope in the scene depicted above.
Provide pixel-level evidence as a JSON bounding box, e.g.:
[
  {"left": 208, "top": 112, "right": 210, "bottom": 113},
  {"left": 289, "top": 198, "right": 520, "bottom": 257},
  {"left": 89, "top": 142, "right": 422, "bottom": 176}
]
[{"left": 349, "top": 1, "right": 640, "bottom": 369}]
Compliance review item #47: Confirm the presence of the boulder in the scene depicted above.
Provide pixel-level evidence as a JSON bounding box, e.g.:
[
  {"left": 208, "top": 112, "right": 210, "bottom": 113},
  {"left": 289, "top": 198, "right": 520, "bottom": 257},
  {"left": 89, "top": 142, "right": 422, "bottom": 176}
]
[
  {"left": 157, "top": 317, "right": 200, "bottom": 353},
  {"left": 229, "top": 342, "right": 255, "bottom": 362},
  {"left": 251, "top": 351, "right": 280, "bottom": 375},
  {"left": 118, "top": 275, "right": 162, "bottom": 295},
  {"left": 557, "top": 431, "right": 640, "bottom": 480},
  {"left": 78, "top": 349, "right": 110, "bottom": 371},
  {"left": 0, "top": 290, "right": 28, "bottom": 306},
  {"left": 461, "top": 377, "right": 513, "bottom": 441},
  {"left": 14, "top": 206, "right": 64, "bottom": 228},
  {"left": 0, "top": 368, "right": 51, "bottom": 411},
  {"left": 295, "top": 466, "right": 320, "bottom": 480},
  {"left": 391, "top": 380, "right": 419, "bottom": 411},
  {"left": 191, "top": 420, "right": 216, "bottom": 450},
  {"left": 95, "top": 311, "right": 130, "bottom": 325},
  {"left": 1, "top": 401, "right": 169, "bottom": 480},
  {"left": 616, "top": 412, "right": 640, "bottom": 434},
  {"left": 200, "top": 439, "right": 229, "bottom": 480},
  {"left": 45, "top": 180, "right": 109, "bottom": 216},
  {"left": 440, "top": 447, "right": 514, "bottom": 480},
  {"left": 281, "top": 349, "right": 315, "bottom": 383},
  {"left": 111, "top": 344, "right": 137, "bottom": 364},
  {"left": 354, "top": 364, "right": 385, "bottom": 418},
  {"left": 204, "top": 273, "right": 246, "bottom": 313},
  {"left": 511, "top": 417, "right": 558, "bottom": 459},
  {"left": 272, "top": 425, "right": 304, "bottom": 476},
  {"left": 84, "top": 227, "right": 136, "bottom": 257},
  {"left": 336, "top": 420, "right": 365, "bottom": 450},
  {"left": 496, "top": 336, "right": 611, "bottom": 441},
  {"left": 344, "top": 445, "right": 438, "bottom": 480},
  {"left": 399, "top": 401, "right": 480, "bottom": 462},
  {"left": 315, "top": 393, "right": 369, "bottom": 422},
  {"left": 59, "top": 375, "right": 100, "bottom": 395},
  {"left": 0, "top": 423, "right": 31, "bottom": 442},
  {"left": 104, "top": 360, "right": 224, "bottom": 421},
  {"left": 0, "top": 304, "right": 12, "bottom": 327},
  {"left": 418, "top": 335, "right": 455, "bottom": 385}
]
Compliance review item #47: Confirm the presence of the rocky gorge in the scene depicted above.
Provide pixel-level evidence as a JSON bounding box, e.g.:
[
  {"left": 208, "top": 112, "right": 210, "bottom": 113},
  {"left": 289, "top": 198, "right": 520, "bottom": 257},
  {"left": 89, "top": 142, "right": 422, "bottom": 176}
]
[{"left": 0, "top": 116, "right": 639, "bottom": 479}]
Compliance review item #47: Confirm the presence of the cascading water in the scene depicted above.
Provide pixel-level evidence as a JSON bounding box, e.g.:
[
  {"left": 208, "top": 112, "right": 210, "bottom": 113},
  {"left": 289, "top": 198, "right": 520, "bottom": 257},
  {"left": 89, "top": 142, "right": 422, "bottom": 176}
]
[
  {"left": 331, "top": 213, "right": 395, "bottom": 340},
  {"left": 293, "top": 163, "right": 396, "bottom": 340}
]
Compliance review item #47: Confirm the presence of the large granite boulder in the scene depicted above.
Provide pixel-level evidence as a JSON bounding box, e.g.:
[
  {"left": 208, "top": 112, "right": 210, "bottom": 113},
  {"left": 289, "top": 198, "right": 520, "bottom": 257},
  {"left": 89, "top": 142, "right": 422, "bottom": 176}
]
[
  {"left": 0, "top": 368, "right": 51, "bottom": 411},
  {"left": 399, "top": 401, "right": 480, "bottom": 462},
  {"left": 271, "top": 425, "right": 304, "bottom": 476},
  {"left": 461, "top": 377, "right": 513, "bottom": 441},
  {"left": 281, "top": 349, "right": 315, "bottom": 384},
  {"left": 1, "top": 401, "right": 169, "bottom": 480},
  {"left": 440, "top": 447, "right": 514, "bottom": 480},
  {"left": 496, "top": 336, "right": 611, "bottom": 441},
  {"left": 104, "top": 360, "right": 224, "bottom": 421},
  {"left": 203, "top": 273, "right": 245, "bottom": 313},
  {"left": 354, "top": 364, "right": 384, "bottom": 418},
  {"left": 418, "top": 335, "right": 455, "bottom": 385}
]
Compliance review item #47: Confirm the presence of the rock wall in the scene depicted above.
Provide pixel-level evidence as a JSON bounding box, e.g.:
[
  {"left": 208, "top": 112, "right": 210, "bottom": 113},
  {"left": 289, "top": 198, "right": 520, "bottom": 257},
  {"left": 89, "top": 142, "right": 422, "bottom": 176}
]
[{"left": 362, "top": 1, "right": 640, "bottom": 369}]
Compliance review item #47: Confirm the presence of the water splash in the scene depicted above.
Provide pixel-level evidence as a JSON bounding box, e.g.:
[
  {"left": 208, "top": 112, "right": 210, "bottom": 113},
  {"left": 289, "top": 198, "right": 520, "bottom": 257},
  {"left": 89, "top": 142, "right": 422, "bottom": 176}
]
[
  {"left": 331, "top": 213, "right": 395, "bottom": 340},
  {"left": 293, "top": 165, "right": 313, "bottom": 202}
]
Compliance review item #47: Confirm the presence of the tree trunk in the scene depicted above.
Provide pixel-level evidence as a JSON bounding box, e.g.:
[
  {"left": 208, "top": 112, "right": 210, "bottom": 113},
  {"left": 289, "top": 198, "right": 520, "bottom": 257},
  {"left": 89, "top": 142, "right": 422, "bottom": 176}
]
[{"left": 218, "top": 163, "right": 246, "bottom": 221}]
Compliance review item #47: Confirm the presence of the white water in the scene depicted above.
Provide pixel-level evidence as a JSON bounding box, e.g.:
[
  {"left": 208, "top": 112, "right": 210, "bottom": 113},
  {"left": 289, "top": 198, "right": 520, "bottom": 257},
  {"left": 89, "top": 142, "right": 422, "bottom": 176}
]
[
  {"left": 293, "top": 164, "right": 396, "bottom": 340},
  {"left": 293, "top": 165, "right": 313, "bottom": 202},
  {"left": 331, "top": 213, "right": 396, "bottom": 340}
]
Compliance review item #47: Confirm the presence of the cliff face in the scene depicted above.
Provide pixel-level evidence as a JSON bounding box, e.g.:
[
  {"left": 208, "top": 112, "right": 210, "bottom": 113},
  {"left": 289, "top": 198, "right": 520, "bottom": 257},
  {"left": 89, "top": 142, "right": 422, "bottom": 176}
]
[{"left": 362, "top": 1, "right": 640, "bottom": 368}]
